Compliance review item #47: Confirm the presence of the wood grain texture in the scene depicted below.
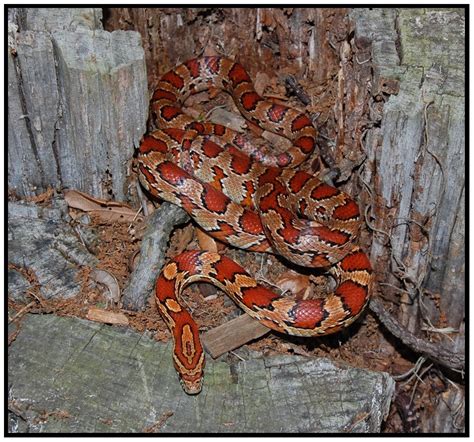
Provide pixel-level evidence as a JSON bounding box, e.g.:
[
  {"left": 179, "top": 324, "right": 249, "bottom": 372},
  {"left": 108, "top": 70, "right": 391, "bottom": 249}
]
[
  {"left": 202, "top": 313, "right": 270, "bottom": 359},
  {"left": 8, "top": 314, "right": 395, "bottom": 433},
  {"left": 8, "top": 201, "right": 99, "bottom": 301},
  {"left": 350, "top": 8, "right": 465, "bottom": 433},
  {"left": 8, "top": 8, "right": 148, "bottom": 200},
  {"left": 122, "top": 203, "right": 189, "bottom": 311},
  {"left": 351, "top": 7, "right": 465, "bottom": 331}
]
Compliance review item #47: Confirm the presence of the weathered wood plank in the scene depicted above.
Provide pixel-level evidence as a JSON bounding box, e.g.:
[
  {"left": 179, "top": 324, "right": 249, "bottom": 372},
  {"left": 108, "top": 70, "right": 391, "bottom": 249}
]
[
  {"left": 8, "top": 314, "right": 395, "bottom": 433},
  {"left": 201, "top": 313, "right": 270, "bottom": 359}
]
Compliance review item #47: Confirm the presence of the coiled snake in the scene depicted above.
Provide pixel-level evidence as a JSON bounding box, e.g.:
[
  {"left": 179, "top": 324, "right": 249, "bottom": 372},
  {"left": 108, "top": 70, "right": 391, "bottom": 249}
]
[{"left": 137, "top": 56, "right": 373, "bottom": 394}]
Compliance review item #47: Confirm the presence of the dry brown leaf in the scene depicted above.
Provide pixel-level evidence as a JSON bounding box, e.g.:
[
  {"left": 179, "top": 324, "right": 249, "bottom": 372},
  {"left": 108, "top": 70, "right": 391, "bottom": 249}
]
[
  {"left": 166, "top": 224, "right": 194, "bottom": 259},
  {"left": 208, "top": 86, "right": 221, "bottom": 100},
  {"left": 254, "top": 72, "right": 271, "bottom": 96},
  {"left": 262, "top": 130, "right": 292, "bottom": 151},
  {"left": 86, "top": 307, "right": 129, "bottom": 326},
  {"left": 272, "top": 8, "right": 290, "bottom": 34},
  {"left": 73, "top": 205, "right": 140, "bottom": 223},
  {"left": 177, "top": 224, "right": 195, "bottom": 250},
  {"left": 63, "top": 189, "right": 142, "bottom": 223},
  {"left": 184, "top": 90, "right": 210, "bottom": 107},
  {"left": 64, "top": 189, "right": 121, "bottom": 210},
  {"left": 90, "top": 269, "right": 121, "bottom": 305},
  {"left": 276, "top": 271, "right": 311, "bottom": 299},
  {"left": 260, "top": 9, "right": 277, "bottom": 30},
  {"left": 208, "top": 108, "right": 247, "bottom": 133},
  {"left": 128, "top": 250, "right": 141, "bottom": 272},
  {"left": 24, "top": 187, "right": 54, "bottom": 204},
  {"left": 183, "top": 107, "right": 202, "bottom": 119},
  {"left": 196, "top": 228, "right": 218, "bottom": 252}
]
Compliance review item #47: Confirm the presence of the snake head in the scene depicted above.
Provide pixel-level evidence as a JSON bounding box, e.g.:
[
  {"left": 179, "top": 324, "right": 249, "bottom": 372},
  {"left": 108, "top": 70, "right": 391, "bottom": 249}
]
[{"left": 179, "top": 373, "right": 203, "bottom": 395}]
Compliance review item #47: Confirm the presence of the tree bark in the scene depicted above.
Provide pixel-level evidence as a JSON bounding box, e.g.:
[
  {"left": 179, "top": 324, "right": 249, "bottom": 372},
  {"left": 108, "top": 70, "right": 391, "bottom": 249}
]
[
  {"left": 8, "top": 7, "right": 148, "bottom": 200},
  {"left": 350, "top": 8, "right": 465, "bottom": 433}
]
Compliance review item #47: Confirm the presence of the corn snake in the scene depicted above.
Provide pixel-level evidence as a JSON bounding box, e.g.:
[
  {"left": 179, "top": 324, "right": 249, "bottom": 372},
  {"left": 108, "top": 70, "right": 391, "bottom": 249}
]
[{"left": 137, "top": 56, "right": 373, "bottom": 394}]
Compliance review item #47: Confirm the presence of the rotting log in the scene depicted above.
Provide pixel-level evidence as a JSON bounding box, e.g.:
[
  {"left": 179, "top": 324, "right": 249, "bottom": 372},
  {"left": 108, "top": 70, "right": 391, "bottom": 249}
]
[
  {"left": 8, "top": 201, "right": 98, "bottom": 301},
  {"left": 8, "top": 7, "right": 148, "bottom": 200},
  {"left": 351, "top": 8, "right": 465, "bottom": 332},
  {"left": 8, "top": 314, "right": 395, "bottom": 433},
  {"left": 350, "top": 8, "right": 465, "bottom": 433}
]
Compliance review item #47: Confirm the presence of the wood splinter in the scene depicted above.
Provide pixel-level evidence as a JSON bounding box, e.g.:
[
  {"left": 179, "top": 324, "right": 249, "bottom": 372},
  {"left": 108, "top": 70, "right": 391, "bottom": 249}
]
[{"left": 201, "top": 313, "right": 270, "bottom": 359}]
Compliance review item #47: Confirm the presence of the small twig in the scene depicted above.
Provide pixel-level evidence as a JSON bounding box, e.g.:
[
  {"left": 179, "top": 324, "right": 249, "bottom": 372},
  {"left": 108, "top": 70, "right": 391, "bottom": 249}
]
[
  {"left": 409, "top": 362, "right": 433, "bottom": 407},
  {"left": 229, "top": 350, "right": 246, "bottom": 362},
  {"left": 8, "top": 400, "right": 29, "bottom": 423},
  {"left": 128, "top": 206, "right": 143, "bottom": 231},
  {"left": 72, "top": 225, "right": 88, "bottom": 248},
  {"left": 8, "top": 328, "right": 21, "bottom": 346},
  {"left": 8, "top": 301, "right": 36, "bottom": 324},
  {"left": 135, "top": 180, "right": 149, "bottom": 217},
  {"left": 344, "top": 411, "right": 372, "bottom": 432},
  {"left": 354, "top": 53, "right": 371, "bottom": 64},
  {"left": 392, "top": 356, "right": 426, "bottom": 382},
  {"left": 205, "top": 104, "right": 228, "bottom": 120},
  {"left": 143, "top": 411, "right": 174, "bottom": 433},
  {"left": 284, "top": 75, "right": 311, "bottom": 106},
  {"left": 420, "top": 323, "right": 457, "bottom": 344},
  {"left": 25, "top": 290, "right": 46, "bottom": 307}
]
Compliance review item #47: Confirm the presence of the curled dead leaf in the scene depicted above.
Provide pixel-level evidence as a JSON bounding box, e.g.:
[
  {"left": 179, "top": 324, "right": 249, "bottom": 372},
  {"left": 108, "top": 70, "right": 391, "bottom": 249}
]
[
  {"left": 196, "top": 228, "right": 218, "bottom": 252},
  {"left": 276, "top": 271, "right": 311, "bottom": 300},
  {"left": 128, "top": 250, "right": 141, "bottom": 272},
  {"left": 167, "top": 224, "right": 195, "bottom": 257},
  {"left": 254, "top": 72, "right": 271, "bottom": 96},
  {"left": 90, "top": 269, "right": 121, "bottom": 306},
  {"left": 63, "top": 189, "right": 143, "bottom": 224}
]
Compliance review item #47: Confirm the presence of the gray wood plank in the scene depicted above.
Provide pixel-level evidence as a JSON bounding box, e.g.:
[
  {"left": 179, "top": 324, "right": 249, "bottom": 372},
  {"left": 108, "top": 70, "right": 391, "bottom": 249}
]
[{"left": 8, "top": 314, "right": 394, "bottom": 433}]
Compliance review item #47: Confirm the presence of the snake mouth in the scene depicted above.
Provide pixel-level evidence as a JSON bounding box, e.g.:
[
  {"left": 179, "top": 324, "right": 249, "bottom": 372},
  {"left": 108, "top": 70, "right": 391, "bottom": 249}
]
[{"left": 180, "top": 377, "right": 203, "bottom": 395}]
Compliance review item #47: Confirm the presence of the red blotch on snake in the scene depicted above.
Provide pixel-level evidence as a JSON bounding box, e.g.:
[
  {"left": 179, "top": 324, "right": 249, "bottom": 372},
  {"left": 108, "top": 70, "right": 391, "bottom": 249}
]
[
  {"left": 340, "top": 250, "right": 372, "bottom": 272},
  {"left": 161, "top": 71, "right": 185, "bottom": 89},
  {"left": 335, "top": 280, "right": 368, "bottom": 315},
  {"left": 228, "top": 62, "right": 251, "bottom": 87},
  {"left": 333, "top": 200, "right": 360, "bottom": 220}
]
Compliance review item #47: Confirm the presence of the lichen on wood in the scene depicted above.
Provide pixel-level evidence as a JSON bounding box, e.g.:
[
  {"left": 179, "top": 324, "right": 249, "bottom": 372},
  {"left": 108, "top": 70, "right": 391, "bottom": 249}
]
[{"left": 8, "top": 314, "right": 394, "bottom": 433}]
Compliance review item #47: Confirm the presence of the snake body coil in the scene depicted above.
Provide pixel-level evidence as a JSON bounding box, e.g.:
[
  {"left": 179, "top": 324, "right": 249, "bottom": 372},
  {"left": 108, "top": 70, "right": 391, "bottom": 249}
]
[{"left": 137, "top": 56, "right": 373, "bottom": 394}]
